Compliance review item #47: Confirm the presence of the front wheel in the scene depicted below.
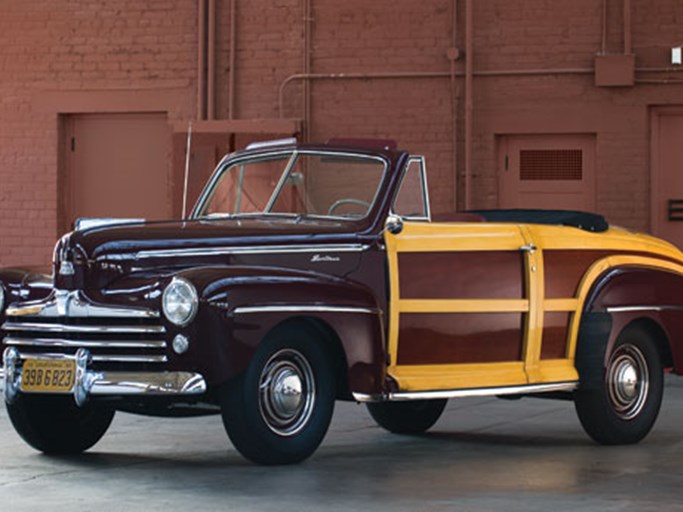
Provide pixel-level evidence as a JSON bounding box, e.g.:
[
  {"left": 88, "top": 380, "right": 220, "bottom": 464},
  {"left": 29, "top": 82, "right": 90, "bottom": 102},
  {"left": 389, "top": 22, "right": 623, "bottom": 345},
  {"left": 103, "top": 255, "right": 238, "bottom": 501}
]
[
  {"left": 6, "top": 395, "right": 115, "bottom": 454},
  {"left": 574, "top": 324, "right": 663, "bottom": 445},
  {"left": 367, "top": 399, "right": 447, "bottom": 434},
  {"left": 219, "top": 326, "right": 335, "bottom": 465}
]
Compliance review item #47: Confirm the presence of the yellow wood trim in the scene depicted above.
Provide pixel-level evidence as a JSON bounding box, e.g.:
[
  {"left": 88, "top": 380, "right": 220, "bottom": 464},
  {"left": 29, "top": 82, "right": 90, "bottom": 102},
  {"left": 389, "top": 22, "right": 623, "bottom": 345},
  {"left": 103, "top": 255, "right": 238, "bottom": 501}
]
[
  {"left": 566, "top": 255, "right": 683, "bottom": 360},
  {"left": 398, "top": 299, "right": 529, "bottom": 313},
  {"left": 388, "top": 221, "right": 525, "bottom": 252},
  {"left": 537, "top": 359, "right": 580, "bottom": 382},
  {"left": 390, "top": 362, "right": 526, "bottom": 391},
  {"left": 543, "top": 298, "right": 579, "bottom": 311},
  {"left": 520, "top": 226, "right": 544, "bottom": 383}
]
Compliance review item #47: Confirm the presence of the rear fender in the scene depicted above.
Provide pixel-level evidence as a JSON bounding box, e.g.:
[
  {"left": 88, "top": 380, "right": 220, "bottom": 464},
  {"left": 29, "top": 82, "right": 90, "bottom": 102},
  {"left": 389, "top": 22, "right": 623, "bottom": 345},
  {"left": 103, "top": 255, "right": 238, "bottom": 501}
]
[{"left": 582, "top": 267, "right": 682, "bottom": 372}]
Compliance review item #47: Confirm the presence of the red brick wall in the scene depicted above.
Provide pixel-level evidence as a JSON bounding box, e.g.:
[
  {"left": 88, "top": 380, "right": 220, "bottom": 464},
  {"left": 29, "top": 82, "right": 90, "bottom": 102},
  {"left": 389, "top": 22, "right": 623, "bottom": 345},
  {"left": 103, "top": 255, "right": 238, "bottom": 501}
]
[{"left": 1, "top": 0, "right": 683, "bottom": 267}]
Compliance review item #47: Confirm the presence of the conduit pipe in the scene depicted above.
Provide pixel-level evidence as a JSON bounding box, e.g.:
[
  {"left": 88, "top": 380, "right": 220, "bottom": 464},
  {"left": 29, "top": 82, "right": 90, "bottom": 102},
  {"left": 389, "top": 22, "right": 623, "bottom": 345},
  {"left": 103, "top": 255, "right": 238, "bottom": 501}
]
[
  {"left": 449, "top": 0, "right": 459, "bottom": 211},
  {"left": 228, "top": 0, "right": 237, "bottom": 119},
  {"left": 623, "top": 0, "right": 632, "bottom": 55},
  {"left": 303, "top": 0, "right": 312, "bottom": 141},
  {"left": 207, "top": 0, "right": 216, "bottom": 120},
  {"left": 464, "top": 0, "right": 473, "bottom": 210},
  {"left": 278, "top": 68, "right": 595, "bottom": 118},
  {"left": 197, "top": 0, "right": 207, "bottom": 120}
]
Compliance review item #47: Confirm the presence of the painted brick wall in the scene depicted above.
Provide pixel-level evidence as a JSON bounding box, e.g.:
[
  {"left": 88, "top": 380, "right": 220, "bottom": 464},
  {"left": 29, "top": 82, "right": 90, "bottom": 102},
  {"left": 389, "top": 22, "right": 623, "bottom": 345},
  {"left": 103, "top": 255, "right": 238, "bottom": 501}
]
[{"left": 2, "top": 0, "right": 683, "bottom": 267}]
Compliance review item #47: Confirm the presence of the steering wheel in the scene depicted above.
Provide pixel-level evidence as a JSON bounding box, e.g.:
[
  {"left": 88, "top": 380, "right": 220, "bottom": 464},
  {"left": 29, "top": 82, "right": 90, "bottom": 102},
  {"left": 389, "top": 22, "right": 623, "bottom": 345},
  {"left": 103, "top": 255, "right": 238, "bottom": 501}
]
[{"left": 327, "top": 198, "right": 371, "bottom": 215}]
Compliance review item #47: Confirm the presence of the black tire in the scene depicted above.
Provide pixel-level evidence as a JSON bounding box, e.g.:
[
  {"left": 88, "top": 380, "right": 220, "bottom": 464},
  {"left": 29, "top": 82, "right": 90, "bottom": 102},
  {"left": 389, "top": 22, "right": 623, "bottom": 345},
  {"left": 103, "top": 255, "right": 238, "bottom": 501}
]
[
  {"left": 574, "top": 324, "right": 663, "bottom": 445},
  {"left": 366, "top": 399, "right": 447, "bottom": 434},
  {"left": 219, "top": 325, "right": 335, "bottom": 465},
  {"left": 6, "top": 395, "right": 115, "bottom": 454}
]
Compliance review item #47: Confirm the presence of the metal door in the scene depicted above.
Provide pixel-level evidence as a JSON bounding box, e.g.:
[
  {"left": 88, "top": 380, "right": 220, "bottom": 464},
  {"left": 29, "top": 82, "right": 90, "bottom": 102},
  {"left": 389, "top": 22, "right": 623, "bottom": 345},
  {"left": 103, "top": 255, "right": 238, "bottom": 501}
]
[
  {"left": 61, "top": 113, "right": 171, "bottom": 232},
  {"left": 651, "top": 109, "right": 683, "bottom": 248}
]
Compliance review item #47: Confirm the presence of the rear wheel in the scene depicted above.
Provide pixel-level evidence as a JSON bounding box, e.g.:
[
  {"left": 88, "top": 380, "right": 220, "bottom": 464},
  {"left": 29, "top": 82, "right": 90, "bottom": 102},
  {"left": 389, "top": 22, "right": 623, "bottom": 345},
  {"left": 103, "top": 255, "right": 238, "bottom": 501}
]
[
  {"left": 367, "top": 399, "right": 447, "bottom": 434},
  {"left": 220, "top": 326, "right": 335, "bottom": 465},
  {"left": 575, "top": 324, "right": 663, "bottom": 445},
  {"left": 6, "top": 395, "right": 115, "bottom": 454}
]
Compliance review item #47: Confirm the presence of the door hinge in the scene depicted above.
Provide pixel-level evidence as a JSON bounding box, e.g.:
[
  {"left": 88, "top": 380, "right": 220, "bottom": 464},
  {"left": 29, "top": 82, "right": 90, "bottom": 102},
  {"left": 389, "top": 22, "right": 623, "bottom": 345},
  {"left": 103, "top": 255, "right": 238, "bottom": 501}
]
[
  {"left": 504, "top": 155, "right": 509, "bottom": 171},
  {"left": 70, "top": 137, "right": 75, "bottom": 152}
]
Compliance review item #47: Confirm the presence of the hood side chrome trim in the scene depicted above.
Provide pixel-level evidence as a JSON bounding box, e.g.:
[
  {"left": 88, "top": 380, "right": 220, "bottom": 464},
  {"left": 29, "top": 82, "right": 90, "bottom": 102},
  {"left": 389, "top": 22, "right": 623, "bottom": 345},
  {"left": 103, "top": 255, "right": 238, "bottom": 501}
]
[{"left": 98, "top": 243, "right": 373, "bottom": 261}]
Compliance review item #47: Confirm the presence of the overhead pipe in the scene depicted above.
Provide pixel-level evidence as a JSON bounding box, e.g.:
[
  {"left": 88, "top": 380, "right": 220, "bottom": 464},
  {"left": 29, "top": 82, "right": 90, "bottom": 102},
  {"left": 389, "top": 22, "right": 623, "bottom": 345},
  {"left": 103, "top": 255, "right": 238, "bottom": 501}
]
[{"left": 278, "top": 68, "right": 595, "bottom": 118}]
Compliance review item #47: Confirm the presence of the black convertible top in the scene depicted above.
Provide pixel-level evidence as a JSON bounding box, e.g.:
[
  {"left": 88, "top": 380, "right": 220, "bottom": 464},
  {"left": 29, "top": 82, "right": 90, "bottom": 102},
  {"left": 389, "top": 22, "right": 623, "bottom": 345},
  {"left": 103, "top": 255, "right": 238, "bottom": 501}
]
[{"left": 470, "top": 209, "right": 609, "bottom": 233}]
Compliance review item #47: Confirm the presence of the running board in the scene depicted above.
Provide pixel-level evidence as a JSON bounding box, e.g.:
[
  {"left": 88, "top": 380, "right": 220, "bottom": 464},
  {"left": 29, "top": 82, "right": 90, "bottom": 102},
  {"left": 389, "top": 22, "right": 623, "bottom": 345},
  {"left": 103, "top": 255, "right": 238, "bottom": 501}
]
[{"left": 352, "top": 381, "right": 578, "bottom": 403}]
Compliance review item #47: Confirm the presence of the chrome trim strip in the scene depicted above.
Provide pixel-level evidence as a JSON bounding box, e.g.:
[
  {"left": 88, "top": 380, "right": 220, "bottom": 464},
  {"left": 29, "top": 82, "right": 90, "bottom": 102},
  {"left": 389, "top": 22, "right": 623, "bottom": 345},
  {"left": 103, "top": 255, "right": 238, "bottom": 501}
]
[
  {"left": 2, "top": 322, "right": 166, "bottom": 334},
  {"left": 352, "top": 381, "right": 578, "bottom": 402},
  {"left": 605, "top": 305, "right": 683, "bottom": 313},
  {"left": 233, "top": 305, "right": 379, "bottom": 315},
  {"left": 89, "top": 371, "right": 207, "bottom": 395},
  {"left": 16, "top": 351, "right": 167, "bottom": 364},
  {"left": 122, "top": 243, "right": 372, "bottom": 261},
  {"left": 6, "top": 289, "right": 160, "bottom": 319},
  {"left": 4, "top": 337, "right": 167, "bottom": 349}
]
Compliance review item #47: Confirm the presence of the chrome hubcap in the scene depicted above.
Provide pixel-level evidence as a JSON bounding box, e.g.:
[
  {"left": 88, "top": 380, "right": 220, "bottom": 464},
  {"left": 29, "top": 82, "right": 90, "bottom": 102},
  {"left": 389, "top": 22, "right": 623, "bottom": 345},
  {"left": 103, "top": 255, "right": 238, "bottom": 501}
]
[
  {"left": 259, "top": 349, "right": 315, "bottom": 436},
  {"left": 607, "top": 344, "right": 649, "bottom": 420}
]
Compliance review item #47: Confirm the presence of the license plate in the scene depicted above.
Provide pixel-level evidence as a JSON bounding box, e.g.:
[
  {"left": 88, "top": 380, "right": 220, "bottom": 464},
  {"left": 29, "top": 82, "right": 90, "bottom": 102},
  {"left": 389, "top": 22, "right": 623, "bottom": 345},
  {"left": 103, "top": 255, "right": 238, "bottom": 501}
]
[{"left": 21, "top": 359, "right": 76, "bottom": 393}]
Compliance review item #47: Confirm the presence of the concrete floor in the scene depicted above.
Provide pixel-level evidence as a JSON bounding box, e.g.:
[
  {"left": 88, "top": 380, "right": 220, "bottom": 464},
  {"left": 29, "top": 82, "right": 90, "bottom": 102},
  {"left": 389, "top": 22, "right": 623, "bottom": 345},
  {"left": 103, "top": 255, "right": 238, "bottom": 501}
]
[{"left": 2, "top": 379, "right": 683, "bottom": 511}]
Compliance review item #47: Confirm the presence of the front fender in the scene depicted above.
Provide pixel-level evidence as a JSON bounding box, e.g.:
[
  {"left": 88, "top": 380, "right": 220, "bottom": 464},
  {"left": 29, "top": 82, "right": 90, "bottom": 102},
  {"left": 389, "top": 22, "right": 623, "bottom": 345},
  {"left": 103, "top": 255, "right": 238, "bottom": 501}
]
[{"left": 177, "top": 266, "right": 387, "bottom": 394}]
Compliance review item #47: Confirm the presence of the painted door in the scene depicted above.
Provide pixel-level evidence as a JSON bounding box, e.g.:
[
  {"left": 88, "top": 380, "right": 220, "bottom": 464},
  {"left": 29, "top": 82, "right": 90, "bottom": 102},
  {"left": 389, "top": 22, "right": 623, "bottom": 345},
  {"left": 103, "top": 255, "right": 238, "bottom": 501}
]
[
  {"left": 385, "top": 221, "right": 540, "bottom": 392},
  {"left": 498, "top": 134, "right": 596, "bottom": 211},
  {"left": 652, "top": 109, "right": 683, "bottom": 248},
  {"left": 61, "top": 113, "right": 172, "bottom": 233}
]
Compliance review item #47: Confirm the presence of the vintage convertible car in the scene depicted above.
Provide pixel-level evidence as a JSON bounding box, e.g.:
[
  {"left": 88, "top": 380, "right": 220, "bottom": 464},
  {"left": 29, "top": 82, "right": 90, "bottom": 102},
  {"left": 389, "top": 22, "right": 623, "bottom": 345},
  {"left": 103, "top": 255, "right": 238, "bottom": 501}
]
[{"left": 2, "top": 139, "right": 683, "bottom": 464}]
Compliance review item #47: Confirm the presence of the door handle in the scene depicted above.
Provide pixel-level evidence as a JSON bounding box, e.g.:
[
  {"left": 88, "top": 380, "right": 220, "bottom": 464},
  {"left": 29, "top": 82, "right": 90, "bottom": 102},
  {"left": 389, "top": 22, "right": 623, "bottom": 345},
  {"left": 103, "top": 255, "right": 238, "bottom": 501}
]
[{"left": 520, "top": 243, "right": 537, "bottom": 253}]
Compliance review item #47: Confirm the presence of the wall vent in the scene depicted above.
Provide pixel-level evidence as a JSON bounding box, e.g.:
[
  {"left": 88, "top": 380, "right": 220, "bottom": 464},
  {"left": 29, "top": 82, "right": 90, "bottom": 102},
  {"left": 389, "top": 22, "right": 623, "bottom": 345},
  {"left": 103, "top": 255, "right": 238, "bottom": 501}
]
[{"left": 520, "top": 149, "right": 582, "bottom": 180}]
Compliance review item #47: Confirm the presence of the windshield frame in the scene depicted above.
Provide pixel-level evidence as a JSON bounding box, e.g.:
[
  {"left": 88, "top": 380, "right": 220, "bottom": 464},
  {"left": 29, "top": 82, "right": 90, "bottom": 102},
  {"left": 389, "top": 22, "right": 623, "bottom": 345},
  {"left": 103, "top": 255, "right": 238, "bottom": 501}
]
[{"left": 190, "top": 149, "right": 390, "bottom": 222}]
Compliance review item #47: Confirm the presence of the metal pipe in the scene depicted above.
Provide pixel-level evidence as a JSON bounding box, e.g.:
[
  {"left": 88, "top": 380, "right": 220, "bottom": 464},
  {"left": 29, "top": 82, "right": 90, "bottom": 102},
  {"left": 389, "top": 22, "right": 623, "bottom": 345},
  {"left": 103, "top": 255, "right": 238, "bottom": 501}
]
[
  {"left": 197, "top": 0, "right": 206, "bottom": 120},
  {"left": 303, "top": 0, "right": 312, "bottom": 142},
  {"left": 450, "top": 0, "right": 459, "bottom": 211},
  {"left": 464, "top": 0, "right": 473, "bottom": 210},
  {"left": 228, "top": 0, "right": 237, "bottom": 119},
  {"left": 601, "top": 0, "right": 607, "bottom": 54},
  {"left": 623, "top": 0, "right": 632, "bottom": 54},
  {"left": 278, "top": 68, "right": 594, "bottom": 118},
  {"left": 207, "top": 0, "right": 216, "bottom": 120}
]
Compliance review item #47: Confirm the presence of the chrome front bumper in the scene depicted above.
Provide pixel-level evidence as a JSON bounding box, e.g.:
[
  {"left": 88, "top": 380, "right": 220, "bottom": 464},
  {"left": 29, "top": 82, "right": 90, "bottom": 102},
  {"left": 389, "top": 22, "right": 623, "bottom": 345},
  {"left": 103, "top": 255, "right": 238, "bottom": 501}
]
[{"left": 2, "top": 347, "right": 207, "bottom": 406}]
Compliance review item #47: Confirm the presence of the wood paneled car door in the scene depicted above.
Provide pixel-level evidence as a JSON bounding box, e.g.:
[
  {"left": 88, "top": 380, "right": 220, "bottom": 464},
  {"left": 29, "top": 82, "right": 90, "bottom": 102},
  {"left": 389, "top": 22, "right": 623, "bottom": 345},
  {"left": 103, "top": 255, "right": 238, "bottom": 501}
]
[
  {"left": 385, "top": 223, "right": 582, "bottom": 393},
  {"left": 385, "top": 222, "right": 534, "bottom": 392}
]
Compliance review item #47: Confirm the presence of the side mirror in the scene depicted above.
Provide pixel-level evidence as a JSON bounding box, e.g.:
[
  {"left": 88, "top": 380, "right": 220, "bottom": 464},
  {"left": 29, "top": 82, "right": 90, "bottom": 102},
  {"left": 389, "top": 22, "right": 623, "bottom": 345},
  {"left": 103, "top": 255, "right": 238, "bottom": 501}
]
[{"left": 385, "top": 214, "right": 404, "bottom": 235}]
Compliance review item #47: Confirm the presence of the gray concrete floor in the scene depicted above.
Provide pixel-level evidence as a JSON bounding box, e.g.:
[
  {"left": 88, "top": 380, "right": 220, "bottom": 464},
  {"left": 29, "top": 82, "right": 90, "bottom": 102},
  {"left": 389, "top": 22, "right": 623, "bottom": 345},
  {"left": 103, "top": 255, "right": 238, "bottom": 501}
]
[{"left": 2, "top": 379, "right": 683, "bottom": 511}]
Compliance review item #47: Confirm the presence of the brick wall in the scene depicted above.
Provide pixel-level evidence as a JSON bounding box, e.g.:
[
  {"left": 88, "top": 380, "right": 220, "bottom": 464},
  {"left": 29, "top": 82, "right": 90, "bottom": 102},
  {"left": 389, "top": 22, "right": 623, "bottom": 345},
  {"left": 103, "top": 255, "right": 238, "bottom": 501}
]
[{"left": 1, "top": 0, "right": 683, "bottom": 266}]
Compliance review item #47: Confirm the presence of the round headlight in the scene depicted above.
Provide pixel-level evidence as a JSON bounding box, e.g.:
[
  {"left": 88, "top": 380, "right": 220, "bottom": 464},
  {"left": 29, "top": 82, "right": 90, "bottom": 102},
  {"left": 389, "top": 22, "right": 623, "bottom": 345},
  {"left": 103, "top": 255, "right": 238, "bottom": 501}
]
[{"left": 162, "top": 278, "right": 198, "bottom": 326}]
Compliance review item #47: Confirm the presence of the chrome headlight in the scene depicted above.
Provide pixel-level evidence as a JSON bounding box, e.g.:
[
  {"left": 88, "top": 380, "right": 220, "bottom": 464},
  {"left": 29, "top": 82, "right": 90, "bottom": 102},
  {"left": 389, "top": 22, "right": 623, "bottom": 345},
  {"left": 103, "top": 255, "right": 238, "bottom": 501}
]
[{"left": 162, "top": 278, "right": 198, "bottom": 326}]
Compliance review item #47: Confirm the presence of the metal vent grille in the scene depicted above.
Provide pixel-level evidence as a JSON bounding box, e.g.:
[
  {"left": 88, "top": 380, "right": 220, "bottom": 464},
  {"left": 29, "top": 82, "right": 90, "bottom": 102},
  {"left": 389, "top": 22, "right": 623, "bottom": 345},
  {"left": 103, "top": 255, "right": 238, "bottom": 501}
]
[{"left": 520, "top": 149, "right": 582, "bottom": 180}]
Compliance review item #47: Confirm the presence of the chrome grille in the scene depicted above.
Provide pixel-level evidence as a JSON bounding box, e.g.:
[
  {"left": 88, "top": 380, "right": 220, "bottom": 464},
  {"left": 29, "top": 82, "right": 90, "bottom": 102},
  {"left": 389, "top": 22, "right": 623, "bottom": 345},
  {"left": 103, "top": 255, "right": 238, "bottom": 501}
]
[{"left": 1, "top": 291, "right": 168, "bottom": 368}]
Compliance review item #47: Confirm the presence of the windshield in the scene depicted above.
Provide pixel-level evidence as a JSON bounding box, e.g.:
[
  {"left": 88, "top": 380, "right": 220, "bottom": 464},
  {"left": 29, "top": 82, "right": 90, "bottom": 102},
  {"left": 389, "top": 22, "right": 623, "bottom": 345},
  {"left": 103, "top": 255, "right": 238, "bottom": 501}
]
[{"left": 195, "top": 151, "right": 387, "bottom": 220}]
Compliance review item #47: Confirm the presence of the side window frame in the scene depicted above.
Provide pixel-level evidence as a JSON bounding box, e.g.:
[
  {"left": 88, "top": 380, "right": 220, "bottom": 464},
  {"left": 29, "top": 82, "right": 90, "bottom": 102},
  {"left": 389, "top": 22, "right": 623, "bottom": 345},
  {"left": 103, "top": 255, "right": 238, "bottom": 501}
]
[{"left": 391, "top": 155, "right": 431, "bottom": 222}]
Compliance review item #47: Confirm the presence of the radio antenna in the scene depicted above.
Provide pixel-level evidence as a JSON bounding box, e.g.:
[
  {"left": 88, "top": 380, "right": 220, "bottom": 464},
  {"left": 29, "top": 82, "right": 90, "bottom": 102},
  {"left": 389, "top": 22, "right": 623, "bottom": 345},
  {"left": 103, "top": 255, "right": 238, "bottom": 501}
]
[{"left": 182, "top": 122, "right": 193, "bottom": 219}]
